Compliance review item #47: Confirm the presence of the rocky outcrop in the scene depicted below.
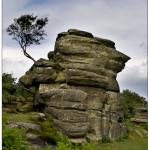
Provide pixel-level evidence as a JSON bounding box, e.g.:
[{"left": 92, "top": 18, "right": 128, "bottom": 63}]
[
  {"left": 131, "top": 107, "right": 148, "bottom": 123},
  {"left": 2, "top": 95, "right": 34, "bottom": 113},
  {"left": 20, "top": 29, "right": 130, "bottom": 142}
]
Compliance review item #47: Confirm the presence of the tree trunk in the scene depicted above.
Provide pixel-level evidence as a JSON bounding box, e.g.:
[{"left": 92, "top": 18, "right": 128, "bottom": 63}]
[{"left": 22, "top": 48, "right": 36, "bottom": 62}]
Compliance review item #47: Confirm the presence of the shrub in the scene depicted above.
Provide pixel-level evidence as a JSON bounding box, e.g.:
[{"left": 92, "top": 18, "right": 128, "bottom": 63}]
[
  {"left": 2, "top": 73, "right": 34, "bottom": 106},
  {"left": 2, "top": 127, "right": 28, "bottom": 150},
  {"left": 37, "top": 116, "right": 60, "bottom": 144},
  {"left": 56, "top": 133, "right": 73, "bottom": 150},
  {"left": 120, "top": 89, "right": 147, "bottom": 120}
]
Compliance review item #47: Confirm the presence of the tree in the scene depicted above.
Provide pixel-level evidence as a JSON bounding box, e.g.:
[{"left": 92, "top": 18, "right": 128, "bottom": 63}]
[
  {"left": 120, "top": 89, "right": 147, "bottom": 119},
  {"left": 7, "top": 14, "right": 48, "bottom": 62},
  {"left": 2, "top": 73, "right": 16, "bottom": 104},
  {"left": 2, "top": 73, "right": 16, "bottom": 94},
  {"left": 2, "top": 73, "right": 33, "bottom": 104}
]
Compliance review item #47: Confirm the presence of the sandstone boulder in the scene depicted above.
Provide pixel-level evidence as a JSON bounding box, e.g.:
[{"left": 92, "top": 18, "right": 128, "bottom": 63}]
[
  {"left": 131, "top": 107, "right": 148, "bottom": 123},
  {"left": 20, "top": 29, "right": 130, "bottom": 142}
]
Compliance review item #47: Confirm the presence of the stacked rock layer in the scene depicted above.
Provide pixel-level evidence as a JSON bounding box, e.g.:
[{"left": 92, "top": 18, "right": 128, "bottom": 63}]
[{"left": 20, "top": 29, "right": 130, "bottom": 142}]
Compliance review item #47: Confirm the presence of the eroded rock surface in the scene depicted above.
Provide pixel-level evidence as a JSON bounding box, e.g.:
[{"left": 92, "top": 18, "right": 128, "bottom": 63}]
[
  {"left": 20, "top": 29, "right": 130, "bottom": 142},
  {"left": 131, "top": 107, "right": 148, "bottom": 123}
]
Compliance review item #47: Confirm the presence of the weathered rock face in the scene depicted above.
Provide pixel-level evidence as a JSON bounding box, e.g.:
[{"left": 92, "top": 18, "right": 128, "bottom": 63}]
[
  {"left": 20, "top": 29, "right": 130, "bottom": 142},
  {"left": 131, "top": 107, "right": 148, "bottom": 123}
]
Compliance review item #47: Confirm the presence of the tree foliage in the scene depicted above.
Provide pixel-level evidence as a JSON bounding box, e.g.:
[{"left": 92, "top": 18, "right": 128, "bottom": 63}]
[
  {"left": 2, "top": 73, "right": 33, "bottom": 104},
  {"left": 7, "top": 14, "right": 48, "bottom": 62},
  {"left": 2, "top": 73, "right": 16, "bottom": 104},
  {"left": 120, "top": 89, "right": 147, "bottom": 119},
  {"left": 2, "top": 73, "right": 16, "bottom": 94}
]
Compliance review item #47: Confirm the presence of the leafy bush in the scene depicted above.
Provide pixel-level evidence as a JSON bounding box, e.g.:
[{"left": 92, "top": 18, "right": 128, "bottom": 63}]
[
  {"left": 56, "top": 133, "right": 73, "bottom": 150},
  {"left": 56, "top": 133, "right": 71, "bottom": 144},
  {"left": 37, "top": 116, "right": 60, "bottom": 144},
  {"left": 2, "top": 73, "right": 16, "bottom": 104},
  {"left": 2, "top": 127, "right": 28, "bottom": 150},
  {"left": 55, "top": 134, "right": 100, "bottom": 150},
  {"left": 120, "top": 89, "right": 147, "bottom": 119},
  {"left": 2, "top": 73, "right": 34, "bottom": 106},
  {"left": 41, "top": 134, "right": 72, "bottom": 150},
  {"left": 2, "top": 73, "right": 16, "bottom": 92},
  {"left": 15, "top": 82, "right": 33, "bottom": 99}
]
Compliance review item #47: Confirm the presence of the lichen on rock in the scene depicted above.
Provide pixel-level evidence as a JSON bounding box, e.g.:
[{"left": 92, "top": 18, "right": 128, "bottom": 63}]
[{"left": 20, "top": 29, "right": 130, "bottom": 142}]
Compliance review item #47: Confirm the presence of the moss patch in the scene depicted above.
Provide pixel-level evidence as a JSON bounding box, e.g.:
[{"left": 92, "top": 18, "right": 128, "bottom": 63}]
[{"left": 3, "top": 112, "right": 38, "bottom": 123}]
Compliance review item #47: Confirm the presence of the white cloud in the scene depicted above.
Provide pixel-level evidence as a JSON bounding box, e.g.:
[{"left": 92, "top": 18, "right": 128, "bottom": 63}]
[
  {"left": 117, "top": 59, "right": 147, "bottom": 99},
  {"left": 2, "top": 58, "right": 29, "bottom": 79}
]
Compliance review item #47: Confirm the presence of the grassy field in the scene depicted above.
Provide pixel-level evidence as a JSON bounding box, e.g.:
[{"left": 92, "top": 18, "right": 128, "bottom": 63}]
[
  {"left": 98, "top": 121, "right": 148, "bottom": 150},
  {"left": 3, "top": 112, "right": 148, "bottom": 150},
  {"left": 99, "top": 135, "right": 147, "bottom": 150}
]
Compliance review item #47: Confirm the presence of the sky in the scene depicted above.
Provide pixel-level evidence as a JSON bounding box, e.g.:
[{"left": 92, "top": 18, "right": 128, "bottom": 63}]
[{"left": 2, "top": 0, "right": 147, "bottom": 99}]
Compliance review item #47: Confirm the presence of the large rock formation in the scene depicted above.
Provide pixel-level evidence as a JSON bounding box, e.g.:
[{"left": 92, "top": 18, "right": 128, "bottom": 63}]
[
  {"left": 20, "top": 29, "right": 130, "bottom": 142},
  {"left": 131, "top": 107, "right": 148, "bottom": 123}
]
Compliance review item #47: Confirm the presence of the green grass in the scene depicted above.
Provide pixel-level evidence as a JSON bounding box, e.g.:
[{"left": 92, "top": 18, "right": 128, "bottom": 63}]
[
  {"left": 2, "top": 113, "right": 28, "bottom": 150},
  {"left": 55, "top": 121, "right": 148, "bottom": 150},
  {"left": 3, "top": 112, "right": 62, "bottom": 145},
  {"left": 3, "top": 112, "right": 147, "bottom": 150},
  {"left": 2, "top": 111, "right": 38, "bottom": 123},
  {"left": 3, "top": 127, "right": 28, "bottom": 150},
  {"left": 37, "top": 117, "right": 60, "bottom": 143},
  {"left": 98, "top": 136, "right": 147, "bottom": 150},
  {"left": 97, "top": 121, "right": 147, "bottom": 150}
]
